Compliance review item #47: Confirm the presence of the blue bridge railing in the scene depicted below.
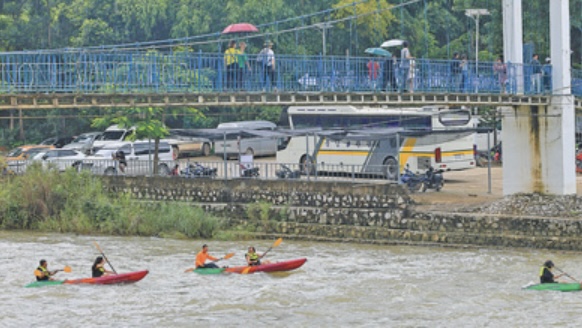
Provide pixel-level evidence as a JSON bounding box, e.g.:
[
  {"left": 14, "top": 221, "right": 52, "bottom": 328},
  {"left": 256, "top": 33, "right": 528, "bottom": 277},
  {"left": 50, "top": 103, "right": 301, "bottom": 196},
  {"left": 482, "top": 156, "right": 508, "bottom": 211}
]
[{"left": 0, "top": 50, "right": 581, "bottom": 96}]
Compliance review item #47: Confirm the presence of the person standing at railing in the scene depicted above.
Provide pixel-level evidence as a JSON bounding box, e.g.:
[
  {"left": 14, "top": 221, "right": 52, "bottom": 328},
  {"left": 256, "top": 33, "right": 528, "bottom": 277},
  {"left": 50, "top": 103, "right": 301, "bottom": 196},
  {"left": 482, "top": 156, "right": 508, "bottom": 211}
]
[
  {"left": 237, "top": 41, "right": 251, "bottom": 91},
  {"left": 257, "top": 40, "right": 276, "bottom": 92},
  {"left": 530, "top": 54, "right": 542, "bottom": 94},
  {"left": 399, "top": 41, "right": 413, "bottom": 93},
  {"left": 367, "top": 59, "right": 380, "bottom": 90},
  {"left": 224, "top": 40, "right": 240, "bottom": 90},
  {"left": 493, "top": 56, "right": 507, "bottom": 94},
  {"left": 460, "top": 54, "right": 468, "bottom": 93},
  {"left": 542, "top": 57, "right": 552, "bottom": 93},
  {"left": 450, "top": 52, "right": 461, "bottom": 92},
  {"left": 383, "top": 55, "right": 397, "bottom": 92}
]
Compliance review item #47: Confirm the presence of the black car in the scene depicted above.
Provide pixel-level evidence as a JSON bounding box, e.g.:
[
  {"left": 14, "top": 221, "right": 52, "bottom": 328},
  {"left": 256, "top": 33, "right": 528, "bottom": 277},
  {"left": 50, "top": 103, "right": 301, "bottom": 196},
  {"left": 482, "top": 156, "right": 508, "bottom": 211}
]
[{"left": 40, "top": 136, "right": 76, "bottom": 148}]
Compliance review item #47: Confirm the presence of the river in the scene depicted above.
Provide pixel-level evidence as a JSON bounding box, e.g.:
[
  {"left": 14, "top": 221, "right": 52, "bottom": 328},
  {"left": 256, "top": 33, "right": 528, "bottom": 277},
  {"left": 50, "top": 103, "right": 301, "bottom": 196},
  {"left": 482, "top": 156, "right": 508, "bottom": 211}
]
[{"left": 1, "top": 231, "right": 582, "bottom": 327}]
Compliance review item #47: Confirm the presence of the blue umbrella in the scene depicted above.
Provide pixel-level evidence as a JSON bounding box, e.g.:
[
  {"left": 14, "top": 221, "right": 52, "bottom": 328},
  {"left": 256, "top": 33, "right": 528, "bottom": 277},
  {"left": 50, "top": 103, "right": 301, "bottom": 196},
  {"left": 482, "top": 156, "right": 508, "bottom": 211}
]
[{"left": 365, "top": 48, "right": 392, "bottom": 57}]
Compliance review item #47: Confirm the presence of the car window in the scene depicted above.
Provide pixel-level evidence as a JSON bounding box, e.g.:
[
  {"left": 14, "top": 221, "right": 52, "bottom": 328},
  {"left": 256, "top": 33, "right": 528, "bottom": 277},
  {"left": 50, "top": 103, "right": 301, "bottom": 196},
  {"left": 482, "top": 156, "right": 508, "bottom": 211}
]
[
  {"left": 45, "top": 151, "right": 59, "bottom": 158},
  {"left": 134, "top": 143, "right": 150, "bottom": 155},
  {"left": 60, "top": 150, "right": 76, "bottom": 157},
  {"left": 26, "top": 148, "right": 49, "bottom": 157},
  {"left": 119, "top": 144, "right": 131, "bottom": 155},
  {"left": 8, "top": 148, "right": 23, "bottom": 157},
  {"left": 100, "top": 131, "right": 125, "bottom": 141}
]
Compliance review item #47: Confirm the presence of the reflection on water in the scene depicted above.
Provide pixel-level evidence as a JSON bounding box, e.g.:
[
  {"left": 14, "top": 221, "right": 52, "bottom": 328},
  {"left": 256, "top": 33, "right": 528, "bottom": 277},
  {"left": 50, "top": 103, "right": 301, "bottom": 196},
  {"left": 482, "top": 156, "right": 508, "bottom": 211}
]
[{"left": 2, "top": 231, "right": 582, "bottom": 327}]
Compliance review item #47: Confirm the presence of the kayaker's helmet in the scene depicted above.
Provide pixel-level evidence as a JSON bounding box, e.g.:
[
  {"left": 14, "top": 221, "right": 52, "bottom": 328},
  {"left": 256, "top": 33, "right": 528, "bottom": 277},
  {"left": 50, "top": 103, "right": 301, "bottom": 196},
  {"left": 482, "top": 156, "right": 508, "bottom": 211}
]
[{"left": 544, "top": 260, "right": 554, "bottom": 268}]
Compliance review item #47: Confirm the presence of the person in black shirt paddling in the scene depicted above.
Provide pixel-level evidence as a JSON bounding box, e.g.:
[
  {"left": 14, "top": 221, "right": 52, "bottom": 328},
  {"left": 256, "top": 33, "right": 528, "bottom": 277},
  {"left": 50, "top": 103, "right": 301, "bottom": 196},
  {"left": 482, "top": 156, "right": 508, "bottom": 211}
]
[
  {"left": 92, "top": 256, "right": 115, "bottom": 278},
  {"left": 539, "top": 260, "right": 564, "bottom": 283}
]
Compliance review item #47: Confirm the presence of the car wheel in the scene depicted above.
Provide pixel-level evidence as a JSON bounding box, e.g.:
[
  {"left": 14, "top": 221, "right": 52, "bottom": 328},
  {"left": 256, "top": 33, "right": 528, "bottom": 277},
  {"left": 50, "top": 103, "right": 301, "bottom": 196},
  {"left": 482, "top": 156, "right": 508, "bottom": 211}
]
[
  {"left": 202, "top": 143, "right": 211, "bottom": 157},
  {"left": 383, "top": 157, "right": 398, "bottom": 181},
  {"left": 104, "top": 167, "right": 116, "bottom": 176},
  {"left": 158, "top": 164, "right": 170, "bottom": 176}
]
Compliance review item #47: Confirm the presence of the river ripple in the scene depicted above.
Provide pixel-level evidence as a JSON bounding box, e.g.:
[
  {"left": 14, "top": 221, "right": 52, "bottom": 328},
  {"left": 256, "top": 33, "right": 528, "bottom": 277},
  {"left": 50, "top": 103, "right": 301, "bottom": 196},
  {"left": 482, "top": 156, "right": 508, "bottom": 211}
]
[{"left": 1, "top": 231, "right": 582, "bottom": 327}]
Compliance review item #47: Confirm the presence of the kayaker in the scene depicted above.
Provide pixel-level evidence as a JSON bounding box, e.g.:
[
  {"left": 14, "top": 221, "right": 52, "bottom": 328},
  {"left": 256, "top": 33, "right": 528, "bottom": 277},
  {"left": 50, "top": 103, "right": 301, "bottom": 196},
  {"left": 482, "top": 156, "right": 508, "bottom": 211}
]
[
  {"left": 35, "top": 259, "right": 57, "bottom": 281},
  {"left": 540, "top": 260, "right": 563, "bottom": 283},
  {"left": 195, "top": 244, "right": 219, "bottom": 269},
  {"left": 92, "top": 256, "right": 114, "bottom": 278},
  {"left": 245, "top": 246, "right": 270, "bottom": 266}
]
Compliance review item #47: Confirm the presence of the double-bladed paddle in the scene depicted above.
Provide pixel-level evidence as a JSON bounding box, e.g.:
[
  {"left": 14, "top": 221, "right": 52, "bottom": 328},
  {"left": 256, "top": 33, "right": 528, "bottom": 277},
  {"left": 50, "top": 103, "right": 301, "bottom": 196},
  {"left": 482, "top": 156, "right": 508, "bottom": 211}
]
[
  {"left": 94, "top": 241, "right": 118, "bottom": 274},
  {"left": 34, "top": 265, "right": 72, "bottom": 278},
  {"left": 184, "top": 252, "right": 235, "bottom": 272},
  {"left": 242, "top": 238, "right": 283, "bottom": 274},
  {"left": 554, "top": 266, "right": 579, "bottom": 282}
]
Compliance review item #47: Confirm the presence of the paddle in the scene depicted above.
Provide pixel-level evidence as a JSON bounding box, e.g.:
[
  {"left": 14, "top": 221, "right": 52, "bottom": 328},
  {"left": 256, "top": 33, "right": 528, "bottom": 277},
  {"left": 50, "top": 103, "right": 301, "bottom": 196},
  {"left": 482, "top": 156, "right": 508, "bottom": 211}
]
[
  {"left": 94, "top": 241, "right": 118, "bottom": 274},
  {"left": 242, "top": 238, "right": 283, "bottom": 274},
  {"left": 554, "top": 266, "right": 579, "bottom": 282},
  {"left": 34, "top": 266, "right": 72, "bottom": 278},
  {"left": 184, "top": 252, "right": 235, "bottom": 272}
]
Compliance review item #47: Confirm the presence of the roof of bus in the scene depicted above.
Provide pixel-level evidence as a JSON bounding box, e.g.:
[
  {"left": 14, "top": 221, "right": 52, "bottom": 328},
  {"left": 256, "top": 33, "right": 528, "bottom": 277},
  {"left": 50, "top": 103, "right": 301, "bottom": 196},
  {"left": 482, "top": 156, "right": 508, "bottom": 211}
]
[
  {"left": 287, "top": 106, "right": 452, "bottom": 115},
  {"left": 217, "top": 120, "right": 276, "bottom": 129}
]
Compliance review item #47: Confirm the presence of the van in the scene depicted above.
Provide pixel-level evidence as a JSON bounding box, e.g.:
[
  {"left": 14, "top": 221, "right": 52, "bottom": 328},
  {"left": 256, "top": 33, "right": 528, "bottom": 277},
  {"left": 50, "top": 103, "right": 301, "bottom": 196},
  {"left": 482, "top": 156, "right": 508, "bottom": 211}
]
[
  {"left": 82, "top": 141, "right": 174, "bottom": 176},
  {"left": 92, "top": 125, "right": 135, "bottom": 151},
  {"left": 214, "top": 121, "right": 279, "bottom": 158}
]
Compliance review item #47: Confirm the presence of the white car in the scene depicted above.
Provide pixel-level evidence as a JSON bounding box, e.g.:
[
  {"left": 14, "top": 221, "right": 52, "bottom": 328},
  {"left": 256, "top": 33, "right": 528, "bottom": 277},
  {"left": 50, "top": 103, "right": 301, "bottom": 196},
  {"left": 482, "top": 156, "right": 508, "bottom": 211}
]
[
  {"left": 81, "top": 141, "right": 174, "bottom": 176},
  {"left": 32, "top": 149, "right": 86, "bottom": 171}
]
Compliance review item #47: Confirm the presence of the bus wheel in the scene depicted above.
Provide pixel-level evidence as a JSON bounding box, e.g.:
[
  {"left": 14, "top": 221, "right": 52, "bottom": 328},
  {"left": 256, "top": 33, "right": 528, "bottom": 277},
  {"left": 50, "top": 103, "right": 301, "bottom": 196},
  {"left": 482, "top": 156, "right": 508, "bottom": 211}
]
[
  {"left": 383, "top": 157, "right": 398, "bottom": 180},
  {"left": 202, "top": 143, "right": 211, "bottom": 157},
  {"left": 300, "top": 155, "right": 315, "bottom": 176}
]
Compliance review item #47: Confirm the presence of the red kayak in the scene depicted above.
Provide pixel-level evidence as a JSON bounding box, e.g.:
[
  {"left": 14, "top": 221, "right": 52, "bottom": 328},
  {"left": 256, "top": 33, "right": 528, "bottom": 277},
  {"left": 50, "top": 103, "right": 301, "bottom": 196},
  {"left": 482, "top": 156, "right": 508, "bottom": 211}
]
[
  {"left": 64, "top": 270, "right": 149, "bottom": 285},
  {"left": 225, "top": 258, "right": 307, "bottom": 274}
]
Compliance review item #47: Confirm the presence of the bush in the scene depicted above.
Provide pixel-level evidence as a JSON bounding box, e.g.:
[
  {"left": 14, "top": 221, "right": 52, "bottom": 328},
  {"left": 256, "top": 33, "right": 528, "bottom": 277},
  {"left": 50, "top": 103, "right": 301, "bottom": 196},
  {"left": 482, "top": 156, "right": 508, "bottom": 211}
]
[{"left": 0, "top": 165, "right": 223, "bottom": 238}]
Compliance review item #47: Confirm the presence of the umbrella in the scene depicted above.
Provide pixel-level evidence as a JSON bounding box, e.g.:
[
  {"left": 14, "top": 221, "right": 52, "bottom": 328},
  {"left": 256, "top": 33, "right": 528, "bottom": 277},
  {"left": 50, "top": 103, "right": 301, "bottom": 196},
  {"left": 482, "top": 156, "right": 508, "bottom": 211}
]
[
  {"left": 221, "top": 23, "right": 259, "bottom": 34},
  {"left": 381, "top": 39, "right": 405, "bottom": 48},
  {"left": 365, "top": 48, "right": 392, "bottom": 57}
]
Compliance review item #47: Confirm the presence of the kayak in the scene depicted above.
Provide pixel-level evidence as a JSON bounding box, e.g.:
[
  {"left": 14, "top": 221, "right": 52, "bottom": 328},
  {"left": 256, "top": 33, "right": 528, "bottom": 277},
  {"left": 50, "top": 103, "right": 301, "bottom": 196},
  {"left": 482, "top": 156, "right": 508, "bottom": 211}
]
[
  {"left": 225, "top": 258, "right": 307, "bottom": 274},
  {"left": 193, "top": 268, "right": 226, "bottom": 275},
  {"left": 524, "top": 282, "right": 582, "bottom": 292},
  {"left": 25, "top": 280, "right": 66, "bottom": 288},
  {"left": 65, "top": 270, "right": 149, "bottom": 285},
  {"left": 24, "top": 270, "right": 149, "bottom": 288}
]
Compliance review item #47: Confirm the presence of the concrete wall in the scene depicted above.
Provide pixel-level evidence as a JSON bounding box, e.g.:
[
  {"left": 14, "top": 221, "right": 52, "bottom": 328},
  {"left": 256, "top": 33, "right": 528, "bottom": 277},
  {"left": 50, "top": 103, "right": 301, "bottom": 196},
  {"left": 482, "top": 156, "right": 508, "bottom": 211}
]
[{"left": 103, "top": 177, "right": 582, "bottom": 250}]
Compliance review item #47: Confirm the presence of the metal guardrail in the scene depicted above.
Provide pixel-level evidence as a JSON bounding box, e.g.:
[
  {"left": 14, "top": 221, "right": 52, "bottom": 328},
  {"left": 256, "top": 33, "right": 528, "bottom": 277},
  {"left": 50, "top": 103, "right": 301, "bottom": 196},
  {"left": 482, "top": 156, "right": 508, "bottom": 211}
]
[
  {"left": 0, "top": 51, "right": 573, "bottom": 96},
  {"left": 6, "top": 159, "right": 399, "bottom": 183}
]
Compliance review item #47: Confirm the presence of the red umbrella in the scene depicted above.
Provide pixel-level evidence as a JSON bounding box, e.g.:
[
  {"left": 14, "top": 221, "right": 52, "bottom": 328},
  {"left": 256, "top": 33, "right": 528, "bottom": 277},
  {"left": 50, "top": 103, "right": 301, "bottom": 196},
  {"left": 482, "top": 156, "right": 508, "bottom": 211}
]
[{"left": 221, "top": 23, "right": 259, "bottom": 35}]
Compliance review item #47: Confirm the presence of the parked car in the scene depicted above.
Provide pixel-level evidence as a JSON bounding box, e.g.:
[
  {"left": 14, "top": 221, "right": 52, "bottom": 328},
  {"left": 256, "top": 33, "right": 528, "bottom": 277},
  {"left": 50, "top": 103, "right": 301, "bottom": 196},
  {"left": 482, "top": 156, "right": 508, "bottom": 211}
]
[
  {"left": 92, "top": 125, "right": 136, "bottom": 151},
  {"left": 6, "top": 145, "right": 55, "bottom": 161},
  {"left": 63, "top": 132, "right": 102, "bottom": 154},
  {"left": 40, "top": 136, "right": 76, "bottom": 148},
  {"left": 82, "top": 141, "right": 174, "bottom": 176},
  {"left": 31, "top": 149, "right": 86, "bottom": 171}
]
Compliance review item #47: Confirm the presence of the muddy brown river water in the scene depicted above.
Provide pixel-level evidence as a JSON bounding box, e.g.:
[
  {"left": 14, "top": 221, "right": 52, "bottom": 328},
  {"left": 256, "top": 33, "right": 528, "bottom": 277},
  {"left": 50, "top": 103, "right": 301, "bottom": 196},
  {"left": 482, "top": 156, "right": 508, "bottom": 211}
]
[{"left": 2, "top": 231, "right": 582, "bottom": 327}]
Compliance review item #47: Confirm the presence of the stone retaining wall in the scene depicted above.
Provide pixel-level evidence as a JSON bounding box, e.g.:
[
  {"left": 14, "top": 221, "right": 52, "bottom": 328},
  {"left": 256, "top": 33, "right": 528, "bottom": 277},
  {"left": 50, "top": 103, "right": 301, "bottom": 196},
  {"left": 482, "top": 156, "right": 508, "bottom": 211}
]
[{"left": 103, "top": 177, "right": 582, "bottom": 250}]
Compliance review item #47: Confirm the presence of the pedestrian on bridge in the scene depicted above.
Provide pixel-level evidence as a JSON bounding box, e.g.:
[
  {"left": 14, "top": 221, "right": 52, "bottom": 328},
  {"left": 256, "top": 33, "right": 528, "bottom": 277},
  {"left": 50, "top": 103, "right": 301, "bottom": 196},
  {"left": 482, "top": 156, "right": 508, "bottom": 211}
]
[
  {"left": 224, "top": 40, "right": 240, "bottom": 90},
  {"left": 237, "top": 41, "right": 251, "bottom": 90},
  {"left": 257, "top": 40, "right": 276, "bottom": 91},
  {"left": 399, "top": 41, "right": 413, "bottom": 93},
  {"left": 530, "top": 54, "right": 542, "bottom": 94},
  {"left": 493, "top": 56, "right": 507, "bottom": 94}
]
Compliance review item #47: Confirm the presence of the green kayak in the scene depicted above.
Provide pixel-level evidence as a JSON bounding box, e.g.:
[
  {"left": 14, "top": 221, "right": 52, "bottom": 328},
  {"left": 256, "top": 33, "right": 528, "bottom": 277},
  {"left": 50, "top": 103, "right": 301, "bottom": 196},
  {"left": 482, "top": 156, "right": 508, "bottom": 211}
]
[
  {"left": 193, "top": 268, "right": 225, "bottom": 275},
  {"left": 25, "top": 280, "right": 65, "bottom": 288},
  {"left": 524, "top": 283, "right": 582, "bottom": 292}
]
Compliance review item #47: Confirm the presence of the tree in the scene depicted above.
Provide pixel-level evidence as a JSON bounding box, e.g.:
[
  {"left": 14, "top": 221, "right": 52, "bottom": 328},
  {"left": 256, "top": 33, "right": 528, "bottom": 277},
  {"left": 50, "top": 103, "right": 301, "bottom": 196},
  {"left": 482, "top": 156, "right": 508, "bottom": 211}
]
[{"left": 92, "top": 107, "right": 171, "bottom": 175}]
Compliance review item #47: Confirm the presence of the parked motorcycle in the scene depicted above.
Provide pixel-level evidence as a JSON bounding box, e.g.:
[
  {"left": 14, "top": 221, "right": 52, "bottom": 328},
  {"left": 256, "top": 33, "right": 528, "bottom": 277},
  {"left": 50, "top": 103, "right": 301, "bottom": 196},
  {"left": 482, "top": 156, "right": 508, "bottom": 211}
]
[
  {"left": 421, "top": 166, "right": 444, "bottom": 192},
  {"left": 400, "top": 165, "right": 423, "bottom": 193},
  {"left": 240, "top": 163, "right": 260, "bottom": 178},
  {"left": 181, "top": 163, "right": 217, "bottom": 178},
  {"left": 275, "top": 164, "right": 301, "bottom": 179}
]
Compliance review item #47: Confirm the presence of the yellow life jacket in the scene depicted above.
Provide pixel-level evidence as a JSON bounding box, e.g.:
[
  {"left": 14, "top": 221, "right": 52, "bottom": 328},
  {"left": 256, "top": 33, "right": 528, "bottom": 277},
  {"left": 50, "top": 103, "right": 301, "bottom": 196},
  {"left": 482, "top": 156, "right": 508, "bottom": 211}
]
[
  {"left": 247, "top": 252, "right": 259, "bottom": 262},
  {"left": 539, "top": 266, "right": 550, "bottom": 277}
]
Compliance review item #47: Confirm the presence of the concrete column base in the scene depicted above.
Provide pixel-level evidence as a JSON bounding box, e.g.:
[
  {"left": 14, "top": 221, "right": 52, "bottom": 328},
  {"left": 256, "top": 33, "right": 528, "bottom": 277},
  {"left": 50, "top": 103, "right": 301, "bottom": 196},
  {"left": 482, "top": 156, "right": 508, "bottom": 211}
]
[{"left": 501, "top": 97, "right": 576, "bottom": 195}]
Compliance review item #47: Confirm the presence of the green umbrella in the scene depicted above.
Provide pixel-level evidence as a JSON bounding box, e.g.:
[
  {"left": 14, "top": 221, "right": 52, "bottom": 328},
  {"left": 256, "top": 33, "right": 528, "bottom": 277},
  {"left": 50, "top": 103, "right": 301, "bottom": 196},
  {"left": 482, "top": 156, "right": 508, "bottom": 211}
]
[{"left": 365, "top": 48, "right": 392, "bottom": 57}]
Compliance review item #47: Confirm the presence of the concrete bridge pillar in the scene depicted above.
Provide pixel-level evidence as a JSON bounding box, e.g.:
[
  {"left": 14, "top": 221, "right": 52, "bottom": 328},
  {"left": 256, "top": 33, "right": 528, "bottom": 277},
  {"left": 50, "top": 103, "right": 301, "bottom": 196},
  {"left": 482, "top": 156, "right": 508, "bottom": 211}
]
[{"left": 502, "top": 0, "right": 575, "bottom": 195}]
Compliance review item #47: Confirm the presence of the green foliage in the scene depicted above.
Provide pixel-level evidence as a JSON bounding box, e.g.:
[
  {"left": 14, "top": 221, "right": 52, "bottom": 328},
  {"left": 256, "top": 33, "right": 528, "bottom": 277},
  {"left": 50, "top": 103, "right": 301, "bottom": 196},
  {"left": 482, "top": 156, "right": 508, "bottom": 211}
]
[{"left": 0, "top": 165, "right": 223, "bottom": 238}]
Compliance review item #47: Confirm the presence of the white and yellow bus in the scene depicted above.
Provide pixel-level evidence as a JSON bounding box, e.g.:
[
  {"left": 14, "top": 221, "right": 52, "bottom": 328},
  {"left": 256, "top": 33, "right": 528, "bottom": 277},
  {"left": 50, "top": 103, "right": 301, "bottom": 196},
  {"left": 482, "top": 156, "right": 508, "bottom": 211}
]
[{"left": 276, "top": 105, "right": 476, "bottom": 179}]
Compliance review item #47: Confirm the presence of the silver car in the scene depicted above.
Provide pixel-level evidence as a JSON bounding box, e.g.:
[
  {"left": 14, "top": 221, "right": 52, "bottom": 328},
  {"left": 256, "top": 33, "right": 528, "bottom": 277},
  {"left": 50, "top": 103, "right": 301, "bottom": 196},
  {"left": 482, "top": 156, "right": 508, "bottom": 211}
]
[{"left": 63, "top": 132, "right": 102, "bottom": 155}]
